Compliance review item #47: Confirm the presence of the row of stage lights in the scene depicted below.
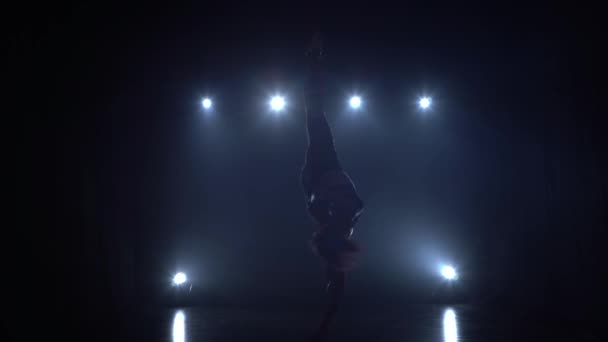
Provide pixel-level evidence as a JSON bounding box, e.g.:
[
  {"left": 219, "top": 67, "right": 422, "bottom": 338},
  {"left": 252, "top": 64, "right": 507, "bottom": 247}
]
[
  {"left": 199, "top": 95, "right": 433, "bottom": 112},
  {"left": 171, "top": 265, "right": 458, "bottom": 288}
]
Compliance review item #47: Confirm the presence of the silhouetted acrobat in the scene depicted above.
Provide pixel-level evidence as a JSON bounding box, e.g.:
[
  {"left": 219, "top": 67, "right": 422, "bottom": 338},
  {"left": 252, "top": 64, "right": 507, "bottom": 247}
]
[{"left": 301, "top": 33, "right": 365, "bottom": 340}]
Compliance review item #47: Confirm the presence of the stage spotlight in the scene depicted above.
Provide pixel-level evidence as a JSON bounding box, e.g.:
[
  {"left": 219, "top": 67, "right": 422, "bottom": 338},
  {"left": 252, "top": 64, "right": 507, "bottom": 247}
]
[
  {"left": 441, "top": 265, "right": 457, "bottom": 280},
  {"left": 173, "top": 272, "right": 187, "bottom": 286},
  {"left": 270, "top": 95, "right": 286, "bottom": 112},
  {"left": 349, "top": 96, "right": 362, "bottom": 109},
  {"left": 419, "top": 97, "right": 432, "bottom": 110},
  {"left": 202, "top": 98, "right": 212, "bottom": 110}
]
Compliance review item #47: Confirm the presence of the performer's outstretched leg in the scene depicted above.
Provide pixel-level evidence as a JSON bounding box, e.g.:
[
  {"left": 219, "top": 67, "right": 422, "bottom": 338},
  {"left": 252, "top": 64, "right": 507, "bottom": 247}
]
[
  {"left": 301, "top": 40, "right": 341, "bottom": 201},
  {"left": 301, "top": 33, "right": 364, "bottom": 341}
]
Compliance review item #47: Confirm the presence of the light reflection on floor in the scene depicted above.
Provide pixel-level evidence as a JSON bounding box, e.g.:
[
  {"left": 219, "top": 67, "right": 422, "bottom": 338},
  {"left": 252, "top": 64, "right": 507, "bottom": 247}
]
[
  {"left": 172, "top": 311, "right": 185, "bottom": 342},
  {"left": 443, "top": 308, "right": 458, "bottom": 342},
  {"left": 166, "top": 306, "right": 462, "bottom": 342},
  {"left": 162, "top": 304, "right": 591, "bottom": 341}
]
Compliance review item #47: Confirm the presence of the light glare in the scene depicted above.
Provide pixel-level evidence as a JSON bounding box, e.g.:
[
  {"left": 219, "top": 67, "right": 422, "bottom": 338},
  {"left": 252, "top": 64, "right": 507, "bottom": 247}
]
[
  {"left": 419, "top": 97, "right": 432, "bottom": 109},
  {"left": 270, "top": 96, "right": 286, "bottom": 111},
  {"left": 441, "top": 265, "right": 457, "bottom": 280},
  {"left": 173, "top": 272, "right": 187, "bottom": 285},
  {"left": 202, "top": 98, "right": 212, "bottom": 109},
  {"left": 349, "top": 96, "right": 362, "bottom": 109}
]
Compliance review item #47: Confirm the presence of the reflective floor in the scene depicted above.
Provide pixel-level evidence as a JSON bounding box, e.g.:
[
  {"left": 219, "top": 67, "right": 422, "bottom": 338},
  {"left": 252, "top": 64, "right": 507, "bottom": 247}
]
[{"left": 158, "top": 304, "right": 597, "bottom": 342}]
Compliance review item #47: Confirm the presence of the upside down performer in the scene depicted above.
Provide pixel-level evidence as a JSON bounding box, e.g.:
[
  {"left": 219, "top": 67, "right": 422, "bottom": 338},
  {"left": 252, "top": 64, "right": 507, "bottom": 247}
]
[{"left": 301, "top": 34, "right": 365, "bottom": 340}]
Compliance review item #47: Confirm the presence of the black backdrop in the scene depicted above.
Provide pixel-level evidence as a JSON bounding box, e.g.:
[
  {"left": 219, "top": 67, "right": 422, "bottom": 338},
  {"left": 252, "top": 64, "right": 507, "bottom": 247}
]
[{"left": 11, "top": 2, "right": 607, "bottom": 341}]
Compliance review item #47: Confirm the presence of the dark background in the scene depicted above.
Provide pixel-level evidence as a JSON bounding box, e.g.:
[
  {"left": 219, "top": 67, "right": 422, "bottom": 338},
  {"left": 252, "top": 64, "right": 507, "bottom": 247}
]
[{"left": 11, "top": 1, "right": 606, "bottom": 341}]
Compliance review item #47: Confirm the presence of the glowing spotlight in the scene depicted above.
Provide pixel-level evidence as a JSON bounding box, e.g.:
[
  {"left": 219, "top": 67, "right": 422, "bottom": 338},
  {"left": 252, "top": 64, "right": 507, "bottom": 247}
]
[
  {"left": 443, "top": 308, "right": 458, "bottom": 342},
  {"left": 172, "top": 311, "right": 185, "bottom": 342},
  {"left": 441, "top": 265, "right": 457, "bottom": 280},
  {"left": 269, "top": 95, "right": 286, "bottom": 112},
  {"left": 173, "top": 272, "right": 187, "bottom": 285},
  {"left": 349, "top": 96, "right": 362, "bottom": 109},
  {"left": 202, "top": 98, "right": 212, "bottom": 110},
  {"left": 419, "top": 97, "right": 432, "bottom": 109}
]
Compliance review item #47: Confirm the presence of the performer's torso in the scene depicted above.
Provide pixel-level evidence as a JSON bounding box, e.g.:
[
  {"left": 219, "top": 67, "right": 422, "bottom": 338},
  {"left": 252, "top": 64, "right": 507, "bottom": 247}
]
[{"left": 308, "top": 170, "right": 364, "bottom": 228}]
